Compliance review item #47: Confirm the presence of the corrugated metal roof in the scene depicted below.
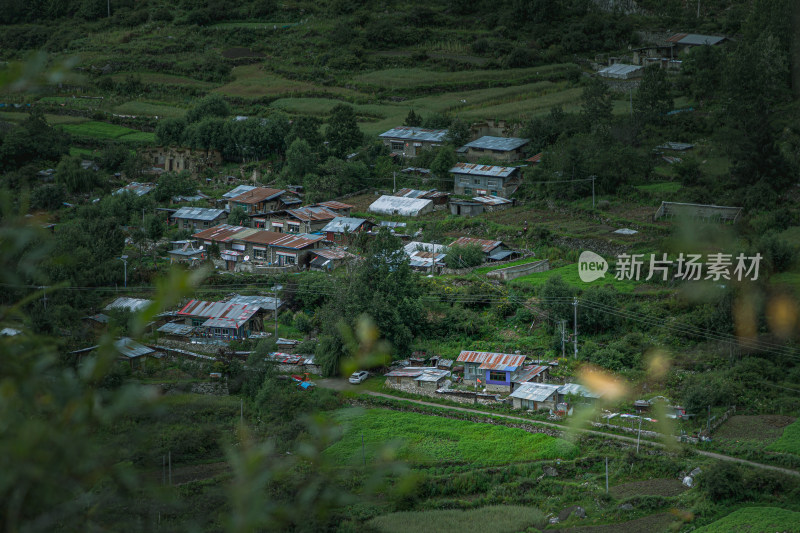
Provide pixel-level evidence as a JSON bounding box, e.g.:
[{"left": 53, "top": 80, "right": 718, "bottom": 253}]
[
  {"left": 192, "top": 224, "right": 251, "bottom": 242},
  {"left": 321, "top": 217, "right": 370, "bottom": 233},
  {"left": 456, "top": 351, "right": 525, "bottom": 372},
  {"left": 316, "top": 201, "right": 353, "bottom": 210},
  {"left": 229, "top": 187, "right": 286, "bottom": 204},
  {"left": 385, "top": 367, "right": 426, "bottom": 378},
  {"left": 238, "top": 230, "right": 284, "bottom": 246},
  {"left": 463, "top": 136, "right": 529, "bottom": 152},
  {"left": 369, "top": 195, "right": 433, "bottom": 216},
  {"left": 222, "top": 185, "right": 258, "bottom": 198},
  {"left": 379, "top": 126, "right": 448, "bottom": 142},
  {"left": 449, "top": 162, "right": 518, "bottom": 178},
  {"left": 488, "top": 249, "right": 515, "bottom": 261},
  {"left": 172, "top": 207, "right": 226, "bottom": 221},
  {"left": 157, "top": 322, "right": 195, "bottom": 336},
  {"left": 667, "top": 33, "right": 725, "bottom": 46},
  {"left": 526, "top": 153, "right": 543, "bottom": 164},
  {"left": 84, "top": 313, "right": 111, "bottom": 324},
  {"left": 286, "top": 206, "right": 338, "bottom": 222},
  {"left": 380, "top": 221, "right": 407, "bottom": 228},
  {"left": 451, "top": 236, "right": 503, "bottom": 253},
  {"left": 509, "top": 382, "right": 560, "bottom": 402},
  {"left": 178, "top": 300, "right": 261, "bottom": 329},
  {"left": 114, "top": 182, "right": 153, "bottom": 197},
  {"left": 477, "top": 353, "right": 526, "bottom": 371},
  {"left": 512, "top": 365, "right": 549, "bottom": 383},
  {"left": 104, "top": 297, "right": 152, "bottom": 312},
  {"left": 415, "top": 368, "right": 450, "bottom": 382},
  {"left": 657, "top": 142, "right": 694, "bottom": 151},
  {"left": 598, "top": 63, "right": 643, "bottom": 79},
  {"left": 314, "top": 248, "right": 355, "bottom": 260},
  {"left": 115, "top": 337, "right": 155, "bottom": 359},
  {"left": 271, "top": 233, "right": 324, "bottom": 249},
  {"left": 473, "top": 195, "right": 512, "bottom": 206},
  {"left": 267, "top": 352, "right": 303, "bottom": 364},
  {"left": 228, "top": 295, "right": 281, "bottom": 311}
]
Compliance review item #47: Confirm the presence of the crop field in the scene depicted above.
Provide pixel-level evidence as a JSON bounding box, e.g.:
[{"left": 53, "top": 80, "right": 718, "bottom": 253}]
[
  {"left": 57, "top": 121, "right": 156, "bottom": 143},
  {"left": 322, "top": 408, "right": 578, "bottom": 466},
  {"left": 110, "top": 72, "right": 215, "bottom": 88},
  {"left": 635, "top": 182, "right": 682, "bottom": 194},
  {"left": 693, "top": 507, "right": 800, "bottom": 532},
  {"left": 0, "top": 111, "right": 89, "bottom": 125},
  {"left": 714, "top": 415, "right": 795, "bottom": 442},
  {"left": 37, "top": 96, "right": 103, "bottom": 110},
  {"left": 215, "top": 65, "right": 358, "bottom": 99},
  {"left": 558, "top": 513, "right": 677, "bottom": 532},
  {"left": 113, "top": 101, "right": 187, "bottom": 118},
  {"left": 348, "top": 63, "right": 579, "bottom": 91},
  {"left": 768, "top": 417, "right": 800, "bottom": 455},
  {"left": 609, "top": 478, "right": 688, "bottom": 499},
  {"left": 367, "top": 506, "right": 545, "bottom": 533}
]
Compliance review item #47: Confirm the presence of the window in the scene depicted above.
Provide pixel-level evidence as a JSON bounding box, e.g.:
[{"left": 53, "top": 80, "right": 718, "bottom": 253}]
[
  {"left": 464, "top": 188, "right": 472, "bottom": 194},
  {"left": 254, "top": 249, "right": 267, "bottom": 260},
  {"left": 391, "top": 141, "right": 403, "bottom": 151},
  {"left": 490, "top": 190, "right": 498, "bottom": 196},
  {"left": 288, "top": 224, "right": 300, "bottom": 233},
  {"left": 487, "top": 179, "right": 499, "bottom": 188},
  {"left": 473, "top": 178, "right": 481, "bottom": 185},
  {"left": 489, "top": 370, "right": 506, "bottom": 382},
  {"left": 461, "top": 177, "right": 470, "bottom": 185},
  {"left": 203, "top": 221, "right": 210, "bottom": 227}
]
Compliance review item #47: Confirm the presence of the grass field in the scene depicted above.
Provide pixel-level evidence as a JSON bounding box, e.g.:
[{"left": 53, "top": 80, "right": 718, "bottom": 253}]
[
  {"left": 635, "top": 182, "right": 682, "bottom": 194},
  {"left": 715, "top": 415, "right": 795, "bottom": 442},
  {"left": 510, "top": 263, "right": 641, "bottom": 293},
  {"left": 323, "top": 408, "right": 577, "bottom": 466},
  {"left": 559, "top": 513, "right": 677, "bottom": 533},
  {"left": 693, "top": 507, "right": 800, "bottom": 532},
  {"left": 767, "top": 417, "right": 800, "bottom": 455},
  {"left": 58, "top": 121, "right": 155, "bottom": 143},
  {"left": 367, "top": 506, "right": 545, "bottom": 533},
  {"left": 113, "top": 100, "right": 187, "bottom": 118},
  {"left": 215, "top": 65, "right": 358, "bottom": 99},
  {"left": 0, "top": 111, "right": 89, "bottom": 125},
  {"left": 110, "top": 71, "right": 215, "bottom": 88}
]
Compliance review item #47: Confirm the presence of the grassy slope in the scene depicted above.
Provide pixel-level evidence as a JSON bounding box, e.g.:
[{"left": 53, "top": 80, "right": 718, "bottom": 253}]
[
  {"left": 323, "top": 408, "right": 577, "bottom": 466},
  {"left": 693, "top": 507, "right": 800, "bottom": 533},
  {"left": 510, "top": 263, "right": 641, "bottom": 293},
  {"left": 768, "top": 418, "right": 800, "bottom": 455}
]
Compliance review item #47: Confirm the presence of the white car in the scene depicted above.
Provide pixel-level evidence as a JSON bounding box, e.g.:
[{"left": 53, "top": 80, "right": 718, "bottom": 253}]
[{"left": 349, "top": 371, "right": 369, "bottom": 384}]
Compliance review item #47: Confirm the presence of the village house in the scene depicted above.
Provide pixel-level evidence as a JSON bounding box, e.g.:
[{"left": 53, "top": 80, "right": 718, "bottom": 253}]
[
  {"left": 113, "top": 182, "right": 153, "bottom": 197},
  {"left": 666, "top": 33, "right": 726, "bottom": 54},
  {"left": 393, "top": 189, "right": 450, "bottom": 206},
  {"left": 509, "top": 383, "right": 561, "bottom": 411},
  {"left": 315, "top": 200, "right": 354, "bottom": 217},
  {"left": 70, "top": 337, "right": 159, "bottom": 370},
  {"left": 227, "top": 187, "right": 292, "bottom": 217},
  {"left": 378, "top": 126, "right": 448, "bottom": 158},
  {"left": 267, "top": 233, "right": 325, "bottom": 267},
  {"left": 170, "top": 207, "right": 227, "bottom": 231},
  {"left": 167, "top": 240, "right": 206, "bottom": 265},
  {"left": 369, "top": 195, "right": 434, "bottom": 217},
  {"left": 177, "top": 299, "right": 269, "bottom": 340},
  {"left": 456, "top": 351, "right": 526, "bottom": 393},
  {"left": 309, "top": 248, "right": 357, "bottom": 271},
  {"left": 459, "top": 136, "right": 530, "bottom": 163},
  {"left": 321, "top": 217, "right": 374, "bottom": 244},
  {"left": 511, "top": 364, "right": 550, "bottom": 391},
  {"left": 265, "top": 205, "right": 340, "bottom": 233},
  {"left": 557, "top": 383, "right": 603, "bottom": 406},
  {"left": 450, "top": 236, "right": 518, "bottom": 262},
  {"left": 104, "top": 297, "right": 152, "bottom": 313},
  {"left": 598, "top": 63, "right": 643, "bottom": 79},
  {"left": 403, "top": 241, "right": 447, "bottom": 271},
  {"left": 450, "top": 162, "right": 522, "bottom": 198},
  {"left": 156, "top": 321, "right": 195, "bottom": 342},
  {"left": 384, "top": 367, "right": 450, "bottom": 393}
]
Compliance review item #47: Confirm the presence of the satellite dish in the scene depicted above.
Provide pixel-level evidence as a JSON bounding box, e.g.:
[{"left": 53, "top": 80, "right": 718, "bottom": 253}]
[
  {"left": 199, "top": 246, "right": 204, "bottom": 250},
  {"left": 244, "top": 255, "right": 250, "bottom": 261}
]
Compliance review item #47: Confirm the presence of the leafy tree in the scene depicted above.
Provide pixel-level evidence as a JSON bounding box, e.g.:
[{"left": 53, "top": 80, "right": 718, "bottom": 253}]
[
  {"left": 99, "top": 144, "right": 128, "bottom": 171},
  {"left": 325, "top": 104, "right": 362, "bottom": 157},
  {"left": 304, "top": 157, "right": 368, "bottom": 203},
  {"left": 0, "top": 108, "right": 69, "bottom": 171},
  {"left": 422, "top": 112, "right": 451, "bottom": 129},
  {"left": 144, "top": 214, "right": 164, "bottom": 263},
  {"left": 404, "top": 109, "right": 422, "bottom": 127},
  {"left": 153, "top": 171, "right": 194, "bottom": 203},
  {"left": 155, "top": 117, "right": 187, "bottom": 146},
  {"left": 579, "top": 286, "right": 619, "bottom": 333},
  {"left": 183, "top": 117, "right": 228, "bottom": 152},
  {"left": 443, "top": 243, "right": 484, "bottom": 268},
  {"left": 700, "top": 462, "right": 744, "bottom": 502},
  {"left": 580, "top": 78, "right": 613, "bottom": 134},
  {"left": 285, "top": 116, "right": 323, "bottom": 152},
  {"left": 31, "top": 183, "right": 66, "bottom": 211},
  {"left": 185, "top": 93, "right": 230, "bottom": 123},
  {"left": 55, "top": 155, "right": 97, "bottom": 193},
  {"left": 228, "top": 206, "right": 249, "bottom": 226},
  {"left": 122, "top": 151, "right": 147, "bottom": 180},
  {"left": 540, "top": 275, "right": 574, "bottom": 323},
  {"left": 445, "top": 117, "right": 471, "bottom": 147},
  {"left": 633, "top": 65, "right": 673, "bottom": 125},
  {"left": 680, "top": 44, "right": 724, "bottom": 103},
  {"left": 285, "top": 138, "right": 316, "bottom": 181},
  {"left": 430, "top": 147, "right": 456, "bottom": 182}
]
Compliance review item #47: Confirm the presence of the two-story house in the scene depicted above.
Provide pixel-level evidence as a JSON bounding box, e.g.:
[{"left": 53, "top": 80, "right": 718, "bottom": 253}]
[
  {"left": 379, "top": 126, "right": 449, "bottom": 158},
  {"left": 450, "top": 162, "right": 522, "bottom": 198},
  {"left": 456, "top": 351, "right": 526, "bottom": 393},
  {"left": 267, "top": 205, "right": 339, "bottom": 234},
  {"left": 170, "top": 207, "right": 227, "bottom": 231},
  {"left": 227, "top": 187, "right": 289, "bottom": 217}
]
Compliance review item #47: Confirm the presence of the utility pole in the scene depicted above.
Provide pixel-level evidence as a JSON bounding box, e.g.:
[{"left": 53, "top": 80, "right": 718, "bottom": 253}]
[
  {"left": 559, "top": 320, "right": 566, "bottom": 358},
  {"left": 573, "top": 297, "right": 578, "bottom": 359},
  {"left": 393, "top": 171, "right": 396, "bottom": 193},
  {"left": 605, "top": 457, "right": 609, "bottom": 493},
  {"left": 120, "top": 255, "right": 128, "bottom": 288},
  {"left": 273, "top": 284, "right": 279, "bottom": 339}
]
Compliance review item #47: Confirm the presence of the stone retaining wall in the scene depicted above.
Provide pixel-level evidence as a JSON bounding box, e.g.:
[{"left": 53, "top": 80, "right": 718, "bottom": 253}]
[{"left": 486, "top": 259, "right": 550, "bottom": 281}]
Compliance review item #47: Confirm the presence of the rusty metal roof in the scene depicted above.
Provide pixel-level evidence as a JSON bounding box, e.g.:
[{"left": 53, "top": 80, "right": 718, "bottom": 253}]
[
  {"left": 271, "top": 233, "right": 324, "bottom": 249},
  {"left": 316, "top": 201, "right": 353, "bottom": 211},
  {"left": 115, "top": 337, "right": 155, "bottom": 359},
  {"left": 229, "top": 187, "right": 286, "bottom": 205},
  {"left": 449, "top": 162, "right": 519, "bottom": 178},
  {"left": 178, "top": 300, "right": 261, "bottom": 329},
  {"left": 512, "top": 365, "right": 549, "bottom": 383},
  {"left": 456, "top": 351, "right": 525, "bottom": 372},
  {"left": 192, "top": 224, "right": 251, "bottom": 242},
  {"left": 473, "top": 195, "right": 512, "bottom": 206},
  {"left": 285, "top": 205, "right": 339, "bottom": 222},
  {"left": 450, "top": 236, "right": 503, "bottom": 253},
  {"left": 238, "top": 230, "right": 284, "bottom": 245}
]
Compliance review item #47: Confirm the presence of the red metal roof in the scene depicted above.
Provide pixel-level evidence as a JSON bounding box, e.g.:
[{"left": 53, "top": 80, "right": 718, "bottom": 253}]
[
  {"left": 526, "top": 153, "right": 542, "bottom": 164},
  {"left": 192, "top": 224, "right": 251, "bottom": 242},
  {"left": 512, "top": 365, "right": 549, "bottom": 383},
  {"left": 456, "top": 351, "right": 525, "bottom": 371},
  {"left": 666, "top": 33, "right": 688, "bottom": 43},
  {"left": 178, "top": 300, "right": 261, "bottom": 329},
  {"left": 229, "top": 187, "right": 286, "bottom": 205},
  {"left": 272, "top": 234, "right": 324, "bottom": 249},
  {"left": 317, "top": 200, "right": 354, "bottom": 210},
  {"left": 450, "top": 236, "right": 503, "bottom": 253},
  {"left": 286, "top": 206, "right": 338, "bottom": 222},
  {"left": 238, "top": 230, "right": 284, "bottom": 245}
]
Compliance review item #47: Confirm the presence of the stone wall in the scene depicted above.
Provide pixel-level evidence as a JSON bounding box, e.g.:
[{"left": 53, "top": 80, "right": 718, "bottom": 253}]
[
  {"left": 486, "top": 259, "right": 549, "bottom": 281},
  {"left": 441, "top": 253, "right": 535, "bottom": 276}
]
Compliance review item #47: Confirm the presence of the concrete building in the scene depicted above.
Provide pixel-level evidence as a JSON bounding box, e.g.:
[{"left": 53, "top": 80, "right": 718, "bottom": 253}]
[
  {"left": 170, "top": 207, "right": 227, "bottom": 231},
  {"left": 379, "top": 126, "right": 448, "bottom": 158},
  {"left": 450, "top": 163, "right": 522, "bottom": 197}
]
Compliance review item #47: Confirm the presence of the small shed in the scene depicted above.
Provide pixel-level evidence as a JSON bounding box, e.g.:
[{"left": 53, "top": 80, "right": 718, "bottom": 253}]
[
  {"left": 509, "top": 383, "right": 561, "bottom": 411},
  {"left": 598, "top": 63, "right": 643, "bottom": 79},
  {"left": 157, "top": 321, "right": 195, "bottom": 341},
  {"left": 450, "top": 199, "right": 485, "bottom": 217}
]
